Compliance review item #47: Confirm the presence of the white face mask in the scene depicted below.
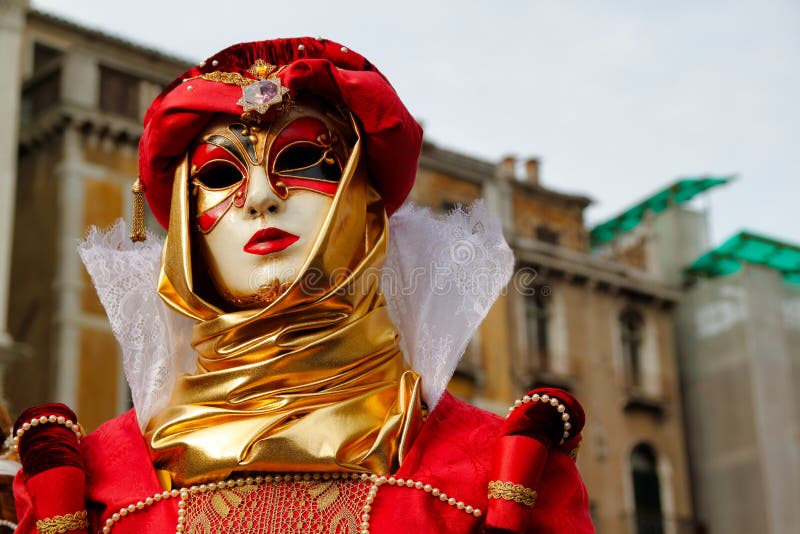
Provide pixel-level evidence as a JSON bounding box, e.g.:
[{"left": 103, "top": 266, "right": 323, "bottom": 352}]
[
  {"left": 199, "top": 171, "right": 333, "bottom": 307},
  {"left": 190, "top": 103, "right": 352, "bottom": 308}
]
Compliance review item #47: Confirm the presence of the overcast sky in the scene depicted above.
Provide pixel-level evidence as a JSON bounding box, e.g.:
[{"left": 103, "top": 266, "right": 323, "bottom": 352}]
[{"left": 33, "top": 0, "right": 800, "bottom": 248}]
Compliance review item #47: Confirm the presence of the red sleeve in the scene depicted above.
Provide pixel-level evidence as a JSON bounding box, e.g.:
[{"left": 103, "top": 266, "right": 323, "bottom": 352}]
[{"left": 12, "top": 470, "right": 37, "bottom": 534}]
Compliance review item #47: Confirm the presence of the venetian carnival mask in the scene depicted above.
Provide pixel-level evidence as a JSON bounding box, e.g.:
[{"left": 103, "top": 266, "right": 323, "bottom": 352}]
[
  {"left": 143, "top": 42, "right": 426, "bottom": 484},
  {"left": 190, "top": 99, "right": 355, "bottom": 308}
]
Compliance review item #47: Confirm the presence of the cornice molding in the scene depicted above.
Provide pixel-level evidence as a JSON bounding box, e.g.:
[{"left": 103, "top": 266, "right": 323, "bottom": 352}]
[
  {"left": 512, "top": 235, "right": 681, "bottom": 303},
  {"left": 420, "top": 142, "right": 593, "bottom": 208},
  {"left": 19, "top": 103, "right": 141, "bottom": 151}
]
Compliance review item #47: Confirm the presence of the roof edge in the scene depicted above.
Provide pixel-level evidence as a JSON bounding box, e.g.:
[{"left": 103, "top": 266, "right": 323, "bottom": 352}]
[{"left": 28, "top": 9, "right": 194, "bottom": 68}]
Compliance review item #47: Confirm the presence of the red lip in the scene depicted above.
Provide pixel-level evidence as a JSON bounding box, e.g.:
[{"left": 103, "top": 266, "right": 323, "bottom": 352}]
[{"left": 244, "top": 227, "right": 300, "bottom": 255}]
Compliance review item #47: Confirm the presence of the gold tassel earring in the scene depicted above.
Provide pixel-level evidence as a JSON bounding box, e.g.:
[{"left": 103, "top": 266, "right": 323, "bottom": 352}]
[{"left": 130, "top": 178, "right": 147, "bottom": 242}]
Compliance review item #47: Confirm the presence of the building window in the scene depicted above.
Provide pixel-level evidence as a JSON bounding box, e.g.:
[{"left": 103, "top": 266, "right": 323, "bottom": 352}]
[
  {"left": 631, "top": 443, "right": 664, "bottom": 534},
  {"left": 535, "top": 224, "right": 560, "bottom": 245},
  {"left": 525, "top": 287, "right": 550, "bottom": 371},
  {"left": 99, "top": 65, "right": 140, "bottom": 119},
  {"left": 33, "top": 42, "right": 63, "bottom": 73},
  {"left": 620, "top": 308, "right": 644, "bottom": 389},
  {"left": 26, "top": 69, "right": 61, "bottom": 117}
]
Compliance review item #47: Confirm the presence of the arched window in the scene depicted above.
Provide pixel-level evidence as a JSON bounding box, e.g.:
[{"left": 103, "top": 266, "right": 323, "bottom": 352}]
[
  {"left": 525, "top": 286, "right": 550, "bottom": 371},
  {"left": 631, "top": 443, "right": 664, "bottom": 534},
  {"left": 620, "top": 308, "right": 644, "bottom": 389}
]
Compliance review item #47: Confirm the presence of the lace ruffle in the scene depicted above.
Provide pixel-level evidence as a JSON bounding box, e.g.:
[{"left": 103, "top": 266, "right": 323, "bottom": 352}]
[
  {"left": 78, "top": 222, "right": 195, "bottom": 429},
  {"left": 384, "top": 201, "right": 514, "bottom": 409}
]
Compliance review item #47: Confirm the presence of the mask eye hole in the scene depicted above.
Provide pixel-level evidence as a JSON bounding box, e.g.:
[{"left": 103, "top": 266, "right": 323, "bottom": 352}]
[
  {"left": 275, "top": 145, "right": 325, "bottom": 171},
  {"left": 274, "top": 144, "right": 342, "bottom": 181},
  {"left": 193, "top": 162, "right": 244, "bottom": 189}
]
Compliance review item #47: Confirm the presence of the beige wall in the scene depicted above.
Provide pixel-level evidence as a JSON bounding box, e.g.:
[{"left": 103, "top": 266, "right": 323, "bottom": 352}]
[
  {"left": 7, "top": 139, "right": 62, "bottom": 413},
  {"left": 8, "top": 128, "right": 135, "bottom": 430},
  {"left": 4, "top": 8, "right": 185, "bottom": 429},
  {"left": 408, "top": 167, "right": 482, "bottom": 207},
  {"left": 496, "top": 277, "right": 694, "bottom": 533},
  {"left": 76, "top": 144, "right": 134, "bottom": 429},
  {"left": 675, "top": 268, "right": 800, "bottom": 533},
  {"left": 512, "top": 190, "right": 588, "bottom": 252},
  {"left": 410, "top": 162, "right": 695, "bottom": 532}
]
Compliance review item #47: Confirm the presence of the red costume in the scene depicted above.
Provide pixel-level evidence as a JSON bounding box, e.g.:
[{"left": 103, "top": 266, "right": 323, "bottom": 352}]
[{"left": 14, "top": 393, "right": 591, "bottom": 533}]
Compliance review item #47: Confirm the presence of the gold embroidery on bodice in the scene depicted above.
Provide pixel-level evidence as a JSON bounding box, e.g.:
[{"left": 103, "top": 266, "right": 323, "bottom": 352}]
[{"left": 184, "top": 479, "right": 372, "bottom": 534}]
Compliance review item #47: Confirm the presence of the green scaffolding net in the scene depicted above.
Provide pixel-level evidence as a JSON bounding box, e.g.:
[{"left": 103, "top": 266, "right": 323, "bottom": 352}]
[
  {"left": 590, "top": 177, "right": 732, "bottom": 247},
  {"left": 686, "top": 232, "right": 800, "bottom": 284}
]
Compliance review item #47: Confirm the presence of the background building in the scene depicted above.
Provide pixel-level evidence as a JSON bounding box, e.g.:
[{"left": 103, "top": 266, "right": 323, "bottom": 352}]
[
  {"left": 1, "top": 4, "right": 189, "bottom": 428},
  {"left": 0, "top": 4, "right": 728, "bottom": 533},
  {"left": 418, "top": 152, "right": 696, "bottom": 532},
  {"left": 593, "top": 182, "right": 800, "bottom": 533},
  {"left": 680, "top": 233, "right": 800, "bottom": 534}
]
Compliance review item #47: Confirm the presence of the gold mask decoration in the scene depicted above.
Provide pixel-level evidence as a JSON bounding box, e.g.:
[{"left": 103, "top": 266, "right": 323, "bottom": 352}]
[
  {"left": 189, "top": 102, "right": 351, "bottom": 308},
  {"left": 145, "top": 106, "right": 424, "bottom": 487}
]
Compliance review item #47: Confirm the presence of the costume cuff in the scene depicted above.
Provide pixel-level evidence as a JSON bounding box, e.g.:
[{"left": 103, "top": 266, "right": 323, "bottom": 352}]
[
  {"left": 24, "top": 466, "right": 86, "bottom": 517},
  {"left": 485, "top": 435, "right": 548, "bottom": 533}
]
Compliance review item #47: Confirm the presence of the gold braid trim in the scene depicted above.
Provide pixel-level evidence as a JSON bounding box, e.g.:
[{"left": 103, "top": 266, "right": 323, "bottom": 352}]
[
  {"left": 488, "top": 480, "right": 538, "bottom": 507},
  {"left": 199, "top": 71, "right": 253, "bottom": 87},
  {"left": 569, "top": 437, "right": 583, "bottom": 459},
  {"left": 36, "top": 510, "right": 88, "bottom": 534}
]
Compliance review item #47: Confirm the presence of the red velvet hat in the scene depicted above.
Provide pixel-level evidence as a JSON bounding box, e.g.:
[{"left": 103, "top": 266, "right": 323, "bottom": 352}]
[{"left": 139, "top": 37, "right": 423, "bottom": 229}]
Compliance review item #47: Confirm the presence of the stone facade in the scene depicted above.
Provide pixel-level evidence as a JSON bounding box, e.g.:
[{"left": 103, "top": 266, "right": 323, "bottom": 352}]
[
  {"left": 674, "top": 265, "right": 800, "bottom": 534},
  {"left": 596, "top": 199, "right": 800, "bottom": 533},
  {"left": 4, "top": 8, "right": 188, "bottom": 429},
  {"left": 0, "top": 0, "right": 30, "bottom": 407},
  {"left": 633, "top": 206, "right": 800, "bottom": 534},
  {"left": 409, "top": 144, "right": 696, "bottom": 532}
]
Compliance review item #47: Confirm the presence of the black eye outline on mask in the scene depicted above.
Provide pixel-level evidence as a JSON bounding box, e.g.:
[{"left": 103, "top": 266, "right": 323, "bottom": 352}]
[
  {"left": 273, "top": 142, "right": 343, "bottom": 183},
  {"left": 192, "top": 161, "right": 245, "bottom": 190}
]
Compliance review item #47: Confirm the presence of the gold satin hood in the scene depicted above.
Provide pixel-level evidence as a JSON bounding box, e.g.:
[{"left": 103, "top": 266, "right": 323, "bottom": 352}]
[{"left": 145, "top": 124, "right": 423, "bottom": 487}]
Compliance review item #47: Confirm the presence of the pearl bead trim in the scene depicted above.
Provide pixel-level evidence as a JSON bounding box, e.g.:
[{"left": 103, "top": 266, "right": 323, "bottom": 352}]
[
  {"left": 0, "top": 518, "right": 17, "bottom": 529},
  {"left": 12, "top": 415, "right": 84, "bottom": 451},
  {"left": 507, "top": 393, "right": 572, "bottom": 444},
  {"left": 99, "top": 472, "right": 482, "bottom": 533},
  {"left": 359, "top": 474, "right": 482, "bottom": 533},
  {"left": 101, "top": 486, "right": 183, "bottom": 534}
]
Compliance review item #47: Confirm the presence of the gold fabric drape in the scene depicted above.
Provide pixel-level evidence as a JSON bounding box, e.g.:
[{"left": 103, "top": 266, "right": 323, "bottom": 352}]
[{"left": 145, "top": 128, "right": 423, "bottom": 487}]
